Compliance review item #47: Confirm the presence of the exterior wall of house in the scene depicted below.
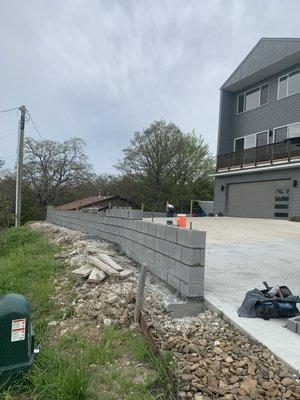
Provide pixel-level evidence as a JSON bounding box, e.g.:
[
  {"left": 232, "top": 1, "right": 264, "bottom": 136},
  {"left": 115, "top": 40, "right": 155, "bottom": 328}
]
[
  {"left": 218, "top": 62, "right": 300, "bottom": 155},
  {"left": 214, "top": 166, "right": 300, "bottom": 218}
]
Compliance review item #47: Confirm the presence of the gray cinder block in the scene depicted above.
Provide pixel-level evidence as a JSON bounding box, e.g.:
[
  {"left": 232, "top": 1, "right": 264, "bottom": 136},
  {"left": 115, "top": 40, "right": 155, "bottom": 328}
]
[
  {"left": 177, "top": 229, "right": 206, "bottom": 248},
  {"left": 167, "top": 274, "right": 180, "bottom": 291},
  {"left": 180, "top": 281, "right": 204, "bottom": 298},
  {"left": 140, "top": 221, "right": 149, "bottom": 234},
  {"left": 176, "top": 264, "right": 204, "bottom": 284},
  {"left": 156, "top": 224, "right": 166, "bottom": 239},
  {"left": 159, "top": 240, "right": 170, "bottom": 257},
  {"left": 147, "top": 223, "right": 157, "bottom": 237},
  {"left": 165, "top": 225, "right": 178, "bottom": 243},
  {"left": 169, "top": 243, "right": 182, "bottom": 262},
  {"left": 287, "top": 316, "right": 300, "bottom": 334}
]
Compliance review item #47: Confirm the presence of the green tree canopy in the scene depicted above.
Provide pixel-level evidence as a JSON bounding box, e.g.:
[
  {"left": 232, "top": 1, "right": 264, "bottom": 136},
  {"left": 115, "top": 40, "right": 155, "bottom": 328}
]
[{"left": 116, "top": 120, "right": 214, "bottom": 211}]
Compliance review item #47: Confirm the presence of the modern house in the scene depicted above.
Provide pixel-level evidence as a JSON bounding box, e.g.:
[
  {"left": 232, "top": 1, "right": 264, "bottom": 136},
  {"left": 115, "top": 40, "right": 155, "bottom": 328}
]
[{"left": 214, "top": 38, "right": 300, "bottom": 220}]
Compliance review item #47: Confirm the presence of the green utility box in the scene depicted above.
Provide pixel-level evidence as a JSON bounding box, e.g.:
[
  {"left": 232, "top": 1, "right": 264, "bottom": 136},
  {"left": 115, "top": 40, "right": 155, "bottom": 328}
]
[{"left": 0, "top": 294, "right": 36, "bottom": 376}]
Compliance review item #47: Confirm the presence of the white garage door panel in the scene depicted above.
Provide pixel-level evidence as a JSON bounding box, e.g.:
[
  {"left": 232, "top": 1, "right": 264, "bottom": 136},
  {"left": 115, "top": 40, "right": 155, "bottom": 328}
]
[{"left": 227, "top": 180, "right": 288, "bottom": 218}]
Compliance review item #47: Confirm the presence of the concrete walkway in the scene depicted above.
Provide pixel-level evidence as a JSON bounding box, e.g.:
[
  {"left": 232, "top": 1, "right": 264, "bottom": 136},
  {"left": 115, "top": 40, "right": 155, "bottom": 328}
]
[{"left": 150, "top": 217, "right": 300, "bottom": 371}]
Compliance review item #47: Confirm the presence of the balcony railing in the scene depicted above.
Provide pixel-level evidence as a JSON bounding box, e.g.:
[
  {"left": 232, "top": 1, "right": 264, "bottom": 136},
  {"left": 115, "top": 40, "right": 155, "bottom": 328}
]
[{"left": 216, "top": 141, "right": 300, "bottom": 172}]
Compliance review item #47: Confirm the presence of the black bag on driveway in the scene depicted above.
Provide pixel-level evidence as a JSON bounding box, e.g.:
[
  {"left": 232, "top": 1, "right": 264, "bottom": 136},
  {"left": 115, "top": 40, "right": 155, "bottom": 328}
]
[{"left": 238, "top": 282, "right": 300, "bottom": 320}]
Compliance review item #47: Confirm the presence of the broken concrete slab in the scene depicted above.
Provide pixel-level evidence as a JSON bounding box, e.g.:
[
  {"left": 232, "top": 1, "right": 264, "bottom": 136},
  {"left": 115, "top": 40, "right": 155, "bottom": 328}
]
[
  {"left": 89, "top": 256, "right": 120, "bottom": 276},
  {"left": 71, "top": 264, "right": 94, "bottom": 277},
  {"left": 119, "top": 269, "right": 134, "bottom": 279},
  {"left": 87, "top": 267, "right": 107, "bottom": 282},
  {"left": 98, "top": 253, "right": 123, "bottom": 271}
]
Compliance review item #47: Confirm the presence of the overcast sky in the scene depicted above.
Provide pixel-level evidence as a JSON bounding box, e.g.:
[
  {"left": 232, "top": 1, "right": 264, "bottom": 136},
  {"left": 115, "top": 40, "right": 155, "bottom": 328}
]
[{"left": 1, "top": 0, "right": 300, "bottom": 173}]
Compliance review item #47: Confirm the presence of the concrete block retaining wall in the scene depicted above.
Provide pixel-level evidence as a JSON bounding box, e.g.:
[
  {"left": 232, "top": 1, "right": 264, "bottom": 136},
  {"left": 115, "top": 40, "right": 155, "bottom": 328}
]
[{"left": 47, "top": 208, "right": 206, "bottom": 298}]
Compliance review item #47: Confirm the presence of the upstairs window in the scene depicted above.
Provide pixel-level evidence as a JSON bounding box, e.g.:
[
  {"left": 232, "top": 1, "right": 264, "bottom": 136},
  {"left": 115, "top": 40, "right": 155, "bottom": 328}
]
[
  {"left": 274, "top": 122, "right": 300, "bottom": 142},
  {"left": 278, "top": 69, "right": 300, "bottom": 99},
  {"left": 234, "top": 130, "right": 269, "bottom": 151},
  {"left": 237, "top": 83, "right": 269, "bottom": 114}
]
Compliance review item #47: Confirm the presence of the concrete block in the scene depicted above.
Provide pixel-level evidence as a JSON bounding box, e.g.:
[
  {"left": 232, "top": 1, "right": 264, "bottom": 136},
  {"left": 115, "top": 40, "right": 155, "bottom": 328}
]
[
  {"left": 146, "top": 248, "right": 155, "bottom": 264},
  {"left": 128, "top": 210, "right": 143, "bottom": 220},
  {"left": 176, "top": 264, "right": 204, "bottom": 284},
  {"left": 155, "top": 252, "right": 166, "bottom": 274},
  {"left": 155, "top": 224, "right": 166, "bottom": 239},
  {"left": 147, "top": 262, "right": 157, "bottom": 275},
  {"left": 179, "top": 281, "right": 204, "bottom": 298},
  {"left": 134, "top": 220, "right": 142, "bottom": 232},
  {"left": 287, "top": 316, "right": 300, "bottom": 334},
  {"left": 167, "top": 274, "right": 180, "bottom": 291},
  {"left": 140, "top": 221, "right": 149, "bottom": 233},
  {"left": 169, "top": 243, "right": 182, "bottom": 261},
  {"left": 151, "top": 237, "right": 160, "bottom": 252},
  {"left": 147, "top": 223, "right": 157, "bottom": 237},
  {"left": 177, "top": 229, "right": 206, "bottom": 248},
  {"left": 165, "top": 225, "right": 178, "bottom": 243},
  {"left": 159, "top": 239, "right": 170, "bottom": 257},
  {"left": 181, "top": 247, "right": 195, "bottom": 265}
]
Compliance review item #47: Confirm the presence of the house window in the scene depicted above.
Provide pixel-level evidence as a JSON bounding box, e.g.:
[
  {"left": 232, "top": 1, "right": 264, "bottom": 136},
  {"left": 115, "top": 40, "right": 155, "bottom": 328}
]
[
  {"left": 237, "top": 84, "right": 269, "bottom": 114},
  {"left": 274, "top": 126, "right": 287, "bottom": 143},
  {"left": 234, "top": 130, "right": 269, "bottom": 151},
  {"left": 288, "top": 122, "right": 300, "bottom": 138},
  {"left": 256, "top": 131, "right": 268, "bottom": 146},
  {"left": 274, "top": 122, "right": 300, "bottom": 143},
  {"left": 237, "top": 94, "right": 245, "bottom": 114},
  {"left": 235, "top": 138, "right": 244, "bottom": 151},
  {"left": 278, "top": 69, "right": 300, "bottom": 99}
]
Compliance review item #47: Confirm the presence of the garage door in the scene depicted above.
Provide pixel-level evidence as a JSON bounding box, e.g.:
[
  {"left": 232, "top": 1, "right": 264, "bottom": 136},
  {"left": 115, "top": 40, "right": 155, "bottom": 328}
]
[{"left": 226, "top": 180, "right": 290, "bottom": 218}]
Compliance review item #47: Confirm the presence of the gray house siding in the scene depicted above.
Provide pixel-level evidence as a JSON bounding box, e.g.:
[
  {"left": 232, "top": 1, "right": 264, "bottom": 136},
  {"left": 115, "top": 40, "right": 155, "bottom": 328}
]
[
  {"left": 223, "top": 38, "right": 300, "bottom": 90},
  {"left": 214, "top": 167, "right": 300, "bottom": 218},
  {"left": 217, "top": 90, "right": 234, "bottom": 155},
  {"left": 231, "top": 62, "right": 300, "bottom": 147}
]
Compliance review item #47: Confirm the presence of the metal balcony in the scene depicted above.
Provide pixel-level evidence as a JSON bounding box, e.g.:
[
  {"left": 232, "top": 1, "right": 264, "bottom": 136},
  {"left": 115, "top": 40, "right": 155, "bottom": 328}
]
[{"left": 216, "top": 141, "right": 300, "bottom": 172}]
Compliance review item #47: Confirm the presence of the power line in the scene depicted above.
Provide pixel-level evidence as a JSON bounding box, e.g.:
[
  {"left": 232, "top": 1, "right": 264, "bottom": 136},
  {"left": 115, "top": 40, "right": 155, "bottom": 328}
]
[
  {"left": 0, "top": 107, "right": 19, "bottom": 114},
  {"left": 0, "top": 155, "right": 17, "bottom": 158},
  {"left": 26, "top": 111, "right": 43, "bottom": 140},
  {"left": 0, "top": 132, "right": 17, "bottom": 140}
]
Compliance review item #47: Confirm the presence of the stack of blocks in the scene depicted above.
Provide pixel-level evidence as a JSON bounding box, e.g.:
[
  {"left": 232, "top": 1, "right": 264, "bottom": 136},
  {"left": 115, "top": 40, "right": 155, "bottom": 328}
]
[{"left": 47, "top": 207, "right": 206, "bottom": 298}]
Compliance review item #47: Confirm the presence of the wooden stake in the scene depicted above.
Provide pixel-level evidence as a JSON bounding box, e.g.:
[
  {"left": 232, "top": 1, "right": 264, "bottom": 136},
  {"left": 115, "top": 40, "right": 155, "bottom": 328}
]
[{"left": 134, "top": 264, "right": 147, "bottom": 323}]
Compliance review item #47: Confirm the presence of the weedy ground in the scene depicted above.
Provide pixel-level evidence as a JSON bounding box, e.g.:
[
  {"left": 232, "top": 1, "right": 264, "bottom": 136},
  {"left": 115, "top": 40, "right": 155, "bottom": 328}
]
[{"left": 0, "top": 227, "right": 176, "bottom": 400}]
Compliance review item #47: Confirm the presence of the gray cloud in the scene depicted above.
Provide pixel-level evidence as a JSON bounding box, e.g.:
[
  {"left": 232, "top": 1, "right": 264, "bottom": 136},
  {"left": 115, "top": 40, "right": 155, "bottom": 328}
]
[{"left": 1, "top": 0, "right": 300, "bottom": 173}]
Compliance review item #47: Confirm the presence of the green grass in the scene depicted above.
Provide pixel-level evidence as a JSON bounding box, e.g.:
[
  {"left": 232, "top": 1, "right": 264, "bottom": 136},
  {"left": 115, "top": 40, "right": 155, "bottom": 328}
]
[{"left": 0, "top": 227, "right": 176, "bottom": 400}]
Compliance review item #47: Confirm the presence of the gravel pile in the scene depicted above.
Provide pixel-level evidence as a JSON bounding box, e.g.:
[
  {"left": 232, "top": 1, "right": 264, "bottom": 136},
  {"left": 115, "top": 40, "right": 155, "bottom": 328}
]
[{"left": 29, "top": 221, "right": 300, "bottom": 400}]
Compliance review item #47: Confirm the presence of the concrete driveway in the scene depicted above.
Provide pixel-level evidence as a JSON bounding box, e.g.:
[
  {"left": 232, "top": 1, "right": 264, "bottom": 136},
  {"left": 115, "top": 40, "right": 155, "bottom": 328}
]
[
  {"left": 190, "top": 217, "right": 300, "bottom": 371},
  {"left": 150, "top": 216, "right": 300, "bottom": 371}
]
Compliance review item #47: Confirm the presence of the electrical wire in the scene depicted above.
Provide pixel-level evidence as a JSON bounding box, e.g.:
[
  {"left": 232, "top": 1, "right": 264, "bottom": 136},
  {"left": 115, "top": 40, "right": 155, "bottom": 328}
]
[
  {"left": 0, "top": 155, "right": 16, "bottom": 159},
  {"left": 26, "top": 111, "right": 43, "bottom": 140},
  {"left": 0, "top": 107, "right": 19, "bottom": 114},
  {"left": 0, "top": 133, "right": 17, "bottom": 140}
]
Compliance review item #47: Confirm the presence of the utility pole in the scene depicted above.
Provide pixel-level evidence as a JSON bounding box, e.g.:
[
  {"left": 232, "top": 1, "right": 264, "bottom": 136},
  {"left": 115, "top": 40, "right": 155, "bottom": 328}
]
[{"left": 15, "top": 105, "right": 26, "bottom": 228}]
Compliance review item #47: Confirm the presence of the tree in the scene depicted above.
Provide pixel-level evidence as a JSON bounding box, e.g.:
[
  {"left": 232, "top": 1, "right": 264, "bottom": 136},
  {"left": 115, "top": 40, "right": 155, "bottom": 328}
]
[
  {"left": 116, "top": 120, "right": 214, "bottom": 211},
  {"left": 24, "top": 137, "right": 95, "bottom": 206}
]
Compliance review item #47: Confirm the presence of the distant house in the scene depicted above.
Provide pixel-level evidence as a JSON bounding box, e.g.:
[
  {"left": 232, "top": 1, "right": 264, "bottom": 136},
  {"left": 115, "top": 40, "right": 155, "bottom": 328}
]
[
  {"left": 214, "top": 37, "right": 300, "bottom": 219},
  {"left": 55, "top": 195, "right": 129, "bottom": 212}
]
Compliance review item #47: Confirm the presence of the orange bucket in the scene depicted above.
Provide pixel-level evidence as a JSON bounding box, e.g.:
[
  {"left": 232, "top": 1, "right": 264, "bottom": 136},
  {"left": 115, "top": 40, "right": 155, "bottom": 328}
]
[{"left": 177, "top": 214, "right": 187, "bottom": 228}]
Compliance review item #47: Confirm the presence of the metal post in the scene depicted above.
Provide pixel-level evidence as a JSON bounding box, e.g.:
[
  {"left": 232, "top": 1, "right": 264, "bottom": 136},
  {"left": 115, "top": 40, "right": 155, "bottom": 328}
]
[
  {"left": 15, "top": 105, "right": 26, "bottom": 228},
  {"left": 190, "top": 200, "right": 193, "bottom": 216},
  {"left": 134, "top": 264, "right": 147, "bottom": 323}
]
